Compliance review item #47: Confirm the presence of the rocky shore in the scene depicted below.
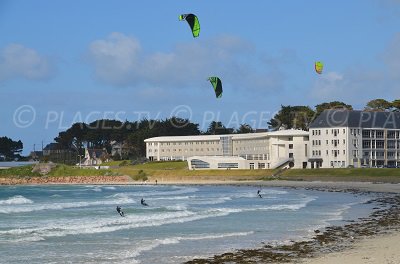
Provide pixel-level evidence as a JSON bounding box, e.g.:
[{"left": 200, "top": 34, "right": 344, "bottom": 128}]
[
  {"left": 0, "top": 175, "right": 132, "bottom": 185},
  {"left": 185, "top": 192, "right": 400, "bottom": 264}
]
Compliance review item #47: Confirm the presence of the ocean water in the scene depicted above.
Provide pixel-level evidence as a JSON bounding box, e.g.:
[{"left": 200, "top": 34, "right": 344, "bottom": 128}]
[{"left": 0, "top": 185, "right": 376, "bottom": 264}]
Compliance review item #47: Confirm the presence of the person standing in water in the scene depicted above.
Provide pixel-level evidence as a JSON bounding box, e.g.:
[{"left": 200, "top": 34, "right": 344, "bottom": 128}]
[
  {"left": 257, "top": 189, "right": 262, "bottom": 198},
  {"left": 116, "top": 206, "right": 125, "bottom": 217},
  {"left": 141, "top": 198, "right": 148, "bottom": 206}
]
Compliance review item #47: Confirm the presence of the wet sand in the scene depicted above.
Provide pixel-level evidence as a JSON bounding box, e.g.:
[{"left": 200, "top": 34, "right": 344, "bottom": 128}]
[{"left": 301, "top": 232, "right": 400, "bottom": 264}]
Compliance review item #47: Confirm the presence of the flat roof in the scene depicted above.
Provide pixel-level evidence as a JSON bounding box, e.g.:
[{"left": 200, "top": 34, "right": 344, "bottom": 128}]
[
  {"left": 188, "top": 156, "right": 246, "bottom": 162},
  {"left": 144, "top": 130, "right": 309, "bottom": 142}
]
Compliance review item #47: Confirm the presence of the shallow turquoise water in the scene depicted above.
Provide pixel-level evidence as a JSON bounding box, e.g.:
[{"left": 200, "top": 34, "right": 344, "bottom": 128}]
[{"left": 0, "top": 185, "right": 376, "bottom": 263}]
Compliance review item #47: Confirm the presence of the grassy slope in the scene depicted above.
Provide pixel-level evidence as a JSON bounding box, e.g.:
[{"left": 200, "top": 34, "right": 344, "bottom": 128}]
[
  {"left": 283, "top": 168, "right": 400, "bottom": 177},
  {"left": 279, "top": 168, "right": 400, "bottom": 182},
  {"left": 0, "top": 164, "right": 119, "bottom": 177},
  {"left": 3, "top": 162, "right": 400, "bottom": 183},
  {"left": 114, "top": 161, "right": 272, "bottom": 181},
  {"left": 0, "top": 165, "right": 40, "bottom": 177}
]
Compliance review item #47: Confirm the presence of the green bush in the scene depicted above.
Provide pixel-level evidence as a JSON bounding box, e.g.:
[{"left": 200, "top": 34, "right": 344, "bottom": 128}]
[
  {"left": 131, "top": 169, "right": 148, "bottom": 181},
  {"left": 119, "top": 160, "right": 129, "bottom": 167}
]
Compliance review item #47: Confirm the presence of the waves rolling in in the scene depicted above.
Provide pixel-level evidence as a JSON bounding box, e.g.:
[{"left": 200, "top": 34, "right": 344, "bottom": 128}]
[{"left": 0, "top": 185, "right": 375, "bottom": 264}]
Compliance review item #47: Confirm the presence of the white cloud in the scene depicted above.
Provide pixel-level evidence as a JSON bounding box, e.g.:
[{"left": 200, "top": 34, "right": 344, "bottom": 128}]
[
  {"left": 0, "top": 44, "right": 54, "bottom": 81},
  {"left": 86, "top": 32, "right": 289, "bottom": 94},
  {"left": 86, "top": 32, "right": 142, "bottom": 86}
]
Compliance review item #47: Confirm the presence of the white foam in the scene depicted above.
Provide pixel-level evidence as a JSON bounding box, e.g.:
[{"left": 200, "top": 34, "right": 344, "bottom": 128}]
[
  {"left": 0, "top": 195, "right": 135, "bottom": 214},
  {"left": 165, "top": 204, "right": 188, "bottom": 211},
  {"left": 0, "top": 205, "right": 250, "bottom": 242},
  {"left": 123, "top": 231, "right": 254, "bottom": 263},
  {"left": 230, "top": 189, "right": 287, "bottom": 199},
  {"left": 188, "top": 197, "right": 231, "bottom": 205},
  {"left": 150, "top": 195, "right": 192, "bottom": 201},
  {"left": 208, "top": 196, "right": 316, "bottom": 214},
  {"left": 0, "top": 195, "right": 33, "bottom": 205}
]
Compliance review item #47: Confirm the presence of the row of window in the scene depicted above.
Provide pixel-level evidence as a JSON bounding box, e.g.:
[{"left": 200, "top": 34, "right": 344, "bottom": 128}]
[
  {"left": 350, "top": 128, "right": 361, "bottom": 135},
  {"left": 191, "top": 159, "right": 210, "bottom": 168},
  {"left": 149, "top": 148, "right": 221, "bottom": 153},
  {"left": 363, "top": 151, "right": 400, "bottom": 159},
  {"left": 159, "top": 156, "right": 185, "bottom": 161},
  {"left": 312, "top": 139, "right": 345, "bottom": 147},
  {"left": 238, "top": 154, "right": 270, "bottom": 160},
  {"left": 312, "top": 149, "right": 346, "bottom": 157},
  {"left": 312, "top": 128, "right": 364, "bottom": 137},
  {"left": 218, "top": 163, "right": 239, "bottom": 169},
  {"left": 159, "top": 141, "right": 219, "bottom": 146},
  {"left": 235, "top": 139, "right": 268, "bottom": 144},
  {"left": 150, "top": 147, "right": 274, "bottom": 153},
  {"left": 152, "top": 139, "right": 274, "bottom": 147},
  {"left": 331, "top": 161, "right": 346, "bottom": 167},
  {"left": 236, "top": 147, "right": 267, "bottom": 151},
  {"left": 362, "top": 130, "right": 385, "bottom": 138},
  {"left": 311, "top": 128, "right": 347, "bottom": 136}
]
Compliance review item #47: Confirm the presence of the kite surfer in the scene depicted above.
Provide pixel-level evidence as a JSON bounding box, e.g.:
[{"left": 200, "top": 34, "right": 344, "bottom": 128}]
[
  {"left": 141, "top": 198, "right": 148, "bottom": 206},
  {"left": 116, "top": 206, "right": 125, "bottom": 217},
  {"left": 257, "top": 189, "right": 262, "bottom": 198}
]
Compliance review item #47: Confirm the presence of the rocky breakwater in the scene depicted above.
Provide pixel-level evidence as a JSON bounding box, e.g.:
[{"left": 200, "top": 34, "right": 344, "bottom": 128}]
[{"left": 0, "top": 175, "right": 132, "bottom": 185}]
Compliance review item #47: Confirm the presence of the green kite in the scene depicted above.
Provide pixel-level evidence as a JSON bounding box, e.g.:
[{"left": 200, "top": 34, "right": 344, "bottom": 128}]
[
  {"left": 315, "top": 61, "right": 323, "bottom": 74},
  {"left": 208, "top": 77, "right": 223, "bottom": 98},
  {"left": 179, "top": 14, "right": 200, "bottom": 38}
]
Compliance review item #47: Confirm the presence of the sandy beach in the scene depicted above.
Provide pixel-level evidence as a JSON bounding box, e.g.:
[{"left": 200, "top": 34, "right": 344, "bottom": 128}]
[{"left": 301, "top": 233, "right": 400, "bottom": 264}]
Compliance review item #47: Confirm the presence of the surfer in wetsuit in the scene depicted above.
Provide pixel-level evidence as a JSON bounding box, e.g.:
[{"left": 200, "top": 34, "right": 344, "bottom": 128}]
[
  {"left": 116, "top": 206, "right": 125, "bottom": 217},
  {"left": 140, "top": 198, "right": 148, "bottom": 206},
  {"left": 257, "top": 189, "right": 262, "bottom": 198}
]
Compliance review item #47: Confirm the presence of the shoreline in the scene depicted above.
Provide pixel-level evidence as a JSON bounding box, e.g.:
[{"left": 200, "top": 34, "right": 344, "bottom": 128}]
[
  {"left": 2, "top": 175, "right": 400, "bottom": 193},
  {"left": 2, "top": 177, "right": 400, "bottom": 263},
  {"left": 185, "top": 191, "right": 400, "bottom": 264}
]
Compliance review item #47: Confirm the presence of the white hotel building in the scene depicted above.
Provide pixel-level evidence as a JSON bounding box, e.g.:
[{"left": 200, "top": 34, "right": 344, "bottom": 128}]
[
  {"left": 309, "top": 109, "right": 400, "bottom": 168},
  {"left": 145, "top": 130, "right": 310, "bottom": 170},
  {"left": 145, "top": 110, "right": 400, "bottom": 170}
]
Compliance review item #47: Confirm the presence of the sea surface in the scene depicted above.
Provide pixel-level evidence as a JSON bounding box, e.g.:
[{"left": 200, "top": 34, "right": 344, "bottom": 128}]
[
  {"left": 0, "top": 161, "right": 37, "bottom": 168},
  {"left": 0, "top": 185, "right": 377, "bottom": 264}
]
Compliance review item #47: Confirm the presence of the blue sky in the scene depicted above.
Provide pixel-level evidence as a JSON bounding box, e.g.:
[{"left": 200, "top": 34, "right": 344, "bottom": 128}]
[{"left": 0, "top": 0, "right": 400, "bottom": 154}]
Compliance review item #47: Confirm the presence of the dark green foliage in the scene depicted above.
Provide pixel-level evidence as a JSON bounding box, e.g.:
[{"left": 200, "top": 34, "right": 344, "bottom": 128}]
[
  {"left": 0, "top": 136, "right": 23, "bottom": 160},
  {"left": 131, "top": 169, "right": 148, "bottom": 181},
  {"left": 205, "top": 121, "right": 234, "bottom": 135},
  {"left": 315, "top": 101, "right": 353, "bottom": 116},
  {"left": 364, "top": 99, "right": 392, "bottom": 112},
  {"left": 54, "top": 117, "right": 201, "bottom": 159},
  {"left": 235, "top": 124, "right": 254, "bottom": 134},
  {"left": 268, "top": 105, "right": 315, "bottom": 131}
]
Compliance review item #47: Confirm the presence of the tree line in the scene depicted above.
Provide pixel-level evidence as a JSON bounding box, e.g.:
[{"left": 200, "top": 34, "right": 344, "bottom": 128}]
[
  {"left": 52, "top": 118, "right": 256, "bottom": 160},
  {"left": 268, "top": 99, "right": 400, "bottom": 131},
  {"left": 2, "top": 98, "right": 395, "bottom": 161},
  {"left": 0, "top": 137, "right": 23, "bottom": 161},
  {"left": 51, "top": 98, "right": 400, "bottom": 159}
]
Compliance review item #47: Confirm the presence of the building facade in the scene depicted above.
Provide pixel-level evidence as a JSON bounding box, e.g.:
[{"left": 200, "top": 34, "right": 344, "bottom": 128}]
[
  {"left": 145, "top": 130, "right": 310, "bottom": 169},
  {"left": 309, "top": 110, "right": 400, "bottom": 168}
]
